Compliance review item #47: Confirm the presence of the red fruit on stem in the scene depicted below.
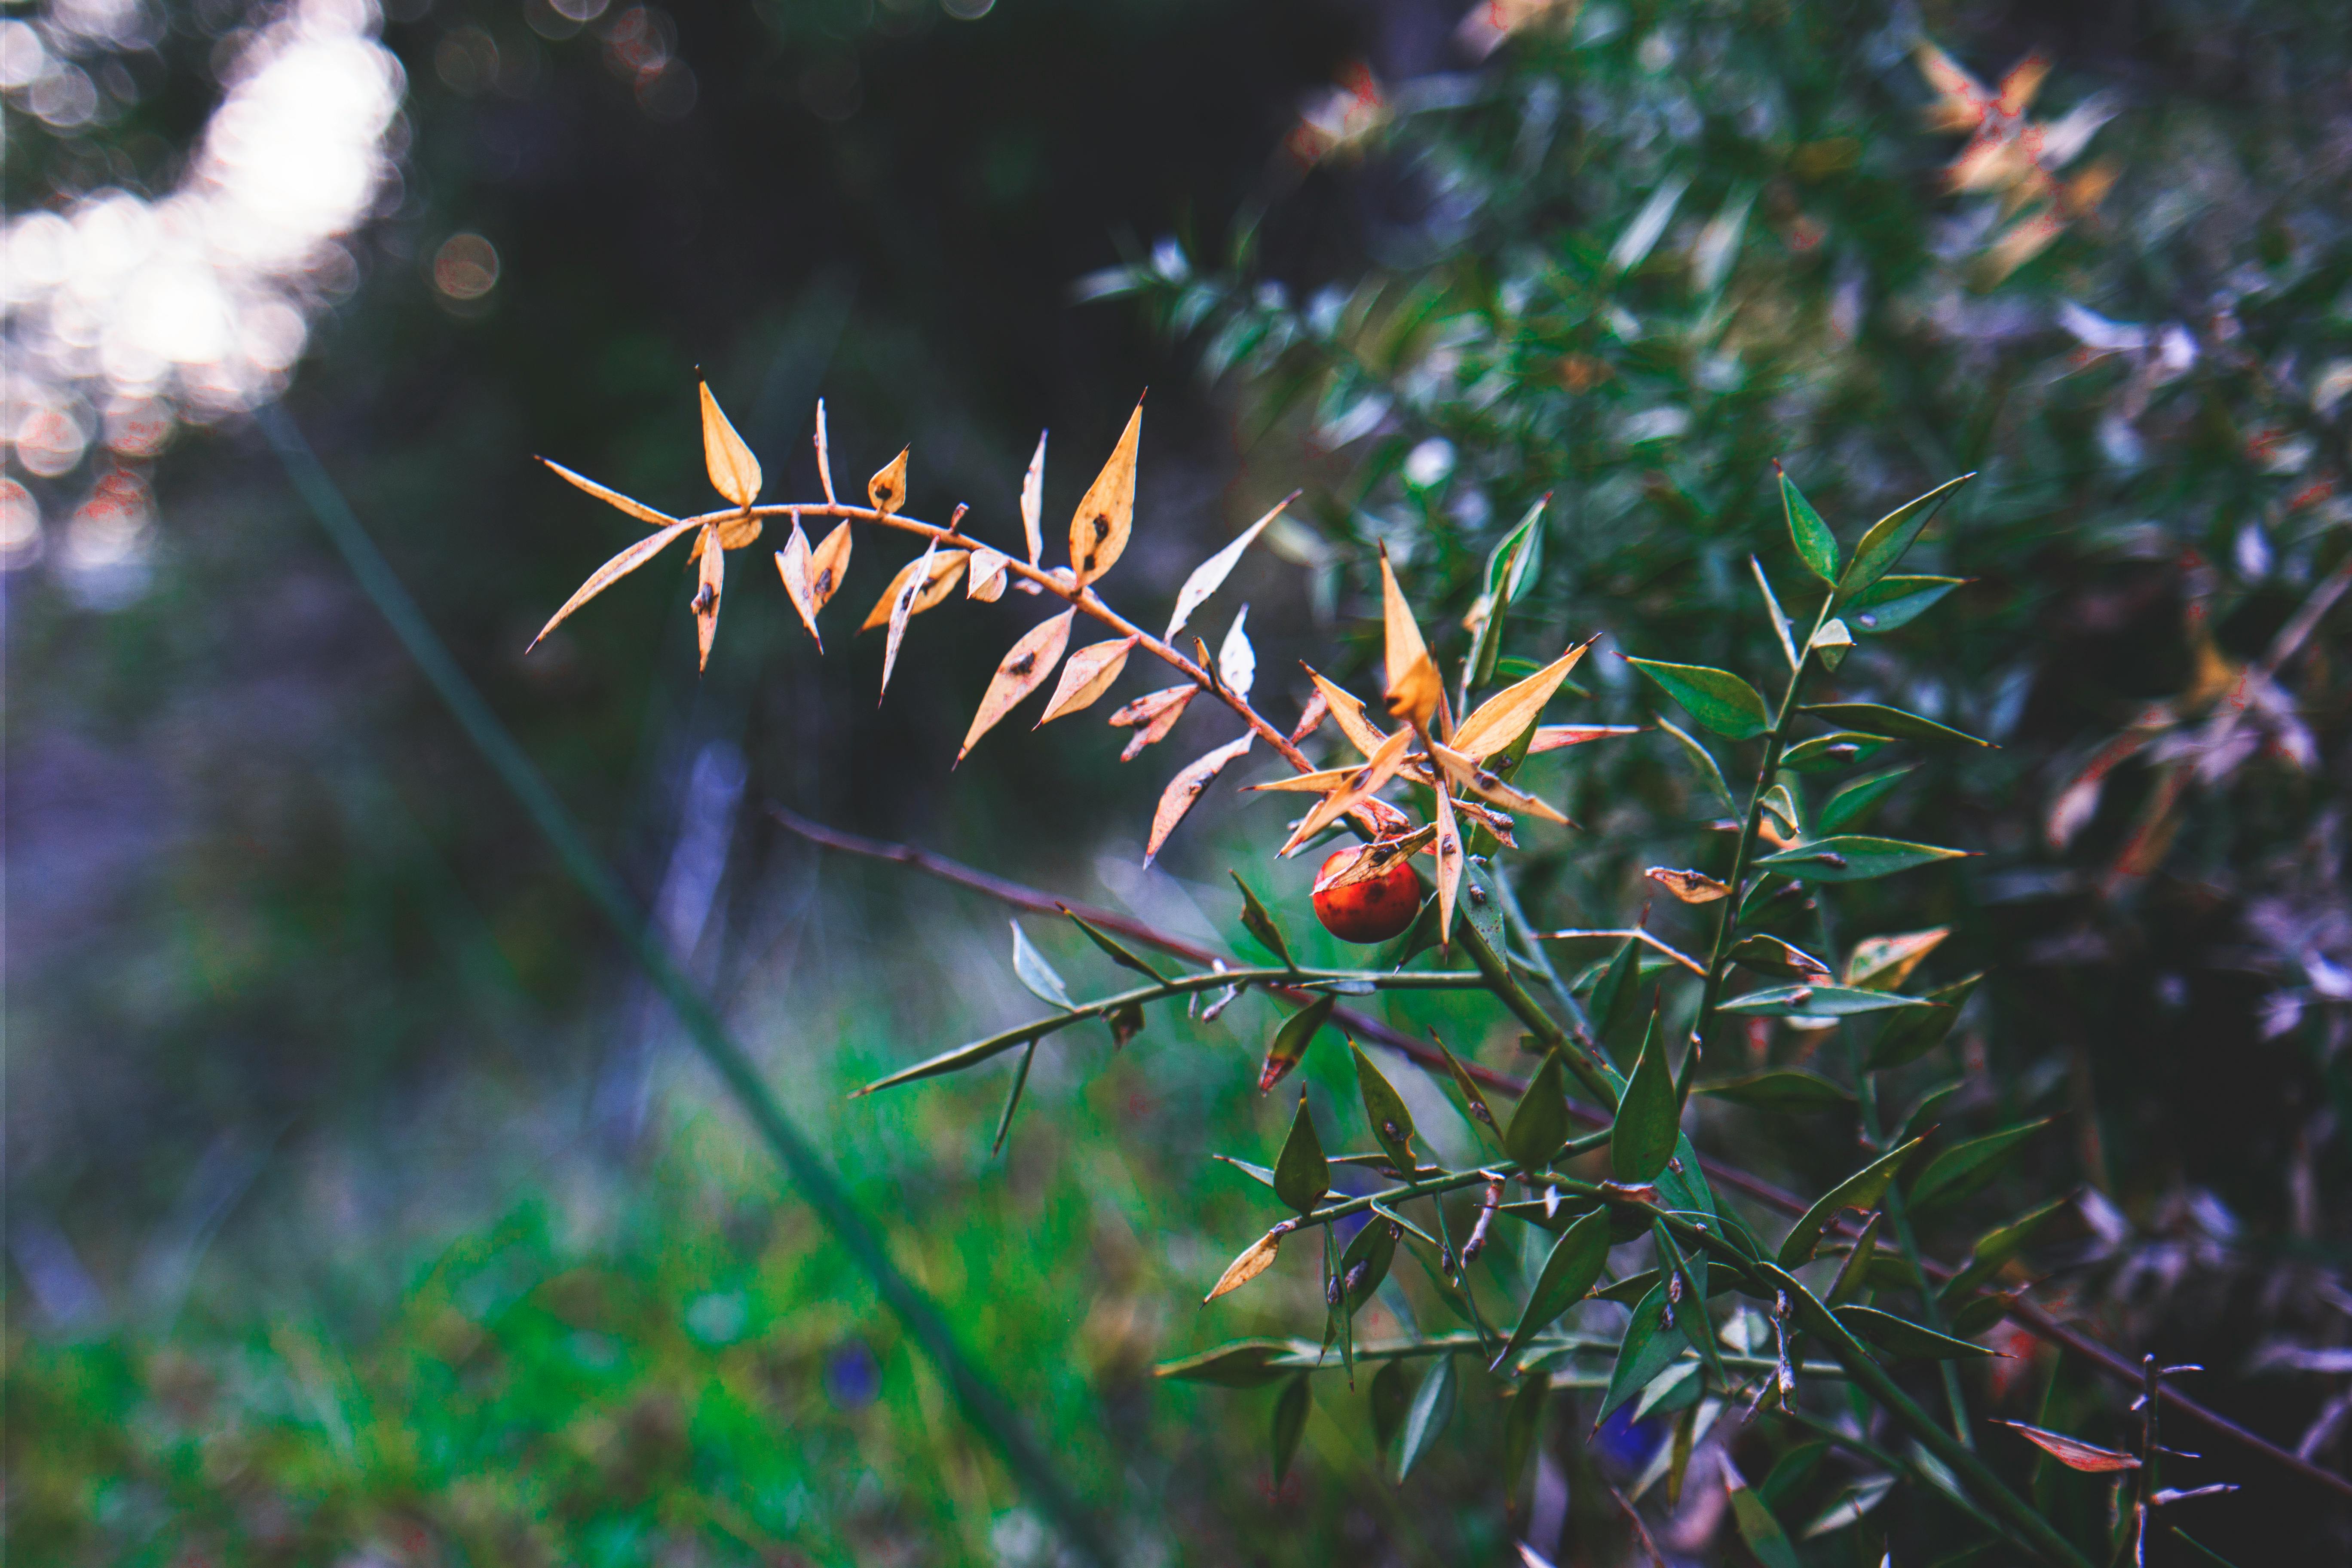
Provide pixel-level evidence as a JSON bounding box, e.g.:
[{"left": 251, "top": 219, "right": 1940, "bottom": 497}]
[{"left": 1312, "top": 849, "right": 1421, "bottom": 943}]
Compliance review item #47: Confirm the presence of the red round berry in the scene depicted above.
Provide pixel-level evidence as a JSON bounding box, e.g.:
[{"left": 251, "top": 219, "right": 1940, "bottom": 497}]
[{"left": 1311, "top": 849, "right": 1422, "bottom": 943}]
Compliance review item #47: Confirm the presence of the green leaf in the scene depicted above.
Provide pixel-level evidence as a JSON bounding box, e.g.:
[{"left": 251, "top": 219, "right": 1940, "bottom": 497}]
[
  {"left": 1779, "top": 732, "right": 1893, "bottom": 773},
  {"left": 1611, "top": 1007, "right": 1677, "bottom": 1184},
  {"left": 1834, "top": 472, "right": 1973, "bottom": 599},
  {"left": 1760, "top": 781, "right": 1801, "bottom": 839},
  {"left": 1777, "top": 1137, "right": 1927, "bottom": 1267},
  {"left": 1499, "top": 1377, "right": 1550, "bottom": 1496},
  {"left": 1261, "top": 992, "right": 1336, "bottom": 1092},
  {"left": 1867, "top": 974, "right": 1981, "bottom": 1069},
  {"left": 1816, "top": 766, "right": 1914, "bottom": 834},
  {"left": 1754, "top": 835, "right": 1970, "bottom": 882},
  {"left": 1009, "top": 921, "right": 1074, "bottom": 1010},
  {"left": 1892, "top": 1082, "right": 1963, "bottom": 1152},
  {"left": 1154, "top": 1338, "right": 1305, "bottom": 1387},
  {"left": 1229, "top": 873, "right": 1294, "bottom": 969},
  {"left": 1835, "top": 1304, "right": 1997, "bottom": 1360},
  {"left": 857, "top": 1013, "right": 1083, "bottom": 1095},
  {"left": 1658, "top": 718, "right": 1737, "bottom": 814},
  {"left": 1726, "top": 1464, "right": 1805, "bottom": 1568},
  {"left": 1654, "top": 1132, "right": 1719, "bottom": 1222},
  {"left": 1396, "top": 1353, "right": 1457, "bottom": 1482},
  {"left": 1213, "top": 1154, "right": 1277, "bottom": 1187},
  {"left": 1809, "top": 617, "right": 1853, "bottom": 671},
  {"left": 1432, "top": 1036, "right": 1501, "bottom": 1141},
  {"left": 1759, "top": 1441, "right": 1828, "bottom": 1511},
  {"left": 1494, "top": 1208, "right": 1611, "bottom": 1370},
  {"left": 1351, "top": 1043, "right": 1418, "bottom": 1172},
  {"left": 1718, "top": 985, "right": 1945, "bottom": 1018},
  {"left": 1778, "top": 464, "right": 1839, "bottom": 585},
  {"left": 1593, "top": 1269, "right": 1660, "bottom": 1306},
  {"left": 1655, "top": 1223, "right": 1726, "bottom": 1385},
  {"left": 1694, "top": 1069, "right": 1855, "bottom": 1112},
  {"left": 1827, "top": 1210, "right": 1882, "bottom": 1304},
  {"left": 1800, "top": 703, "right": 1990, "bottom": 747},
  {"left": 1626, "top": 658, "right": 1771, "bottom": 741},
  {"left": 1589, "top": 938, "right": 1648, "bottom": 1066},
  {"left": 1504, "top": 1055, "right": 1569, "bottom": 1171},
  {"left": 1950, "top": 1293, "right": 2011, "bottom": 1338},
  {"left": 1061, "top": 908, "right": 1165, "bottom": 981},
  {"left": 1726, "top": 933, "right": 1832, "bottom": 980},
  {"left": 1469, "top": 496, "right": 1547, "bottom": 686},
  {"left": 1848, "top": 574, "right": 1962, "bottom": 632},
  {"left": 1273, "top": 1090, "right": 1329, "bottom": 1215},
  {"left": 1596, "top": 1283, "right": 1685, "bottom": 1425},
  {"left": 1749, "top": 556, "right": 1800, "bottom": 671},
  {"left": 1461, "top": 856, "right": 1509, "bottom": 967},
  {"left": 1908, "top": 1120, "right": 2051, "bottom": 1213},
  {"left": 991, "top": 1038, "right": 1040, "bottom": 1155},
  {"left": 1369, "top": 1361, "right": 1410, "bottom": 1455},
  {"left": 1942, "top": 1195, "right": 2074, "bottom": 1304},
  {"left": 1337, "top": 1208, "right": 1397, "bottom": 1310},
  {"left": 1271, "top": 1374, "right": 1311, "bottom": 1484}
]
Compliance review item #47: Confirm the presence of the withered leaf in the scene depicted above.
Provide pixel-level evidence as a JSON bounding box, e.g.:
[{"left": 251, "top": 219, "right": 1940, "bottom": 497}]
[
  {"left": 1164, "top": 493, "right": 1294, "bottom": 641},
  {"left": 1218, "top": 606, "right": 1257, "bottom": 702},
  {"left": 1037, "top": 636, "right": 1137, "bottom": 726},
  {"left": 1205, "top": 1228, "right": 1283, "bottom": 1303},
  {"left": 687, "top": 511, "right": 762, "bottom": 558},
  {"left": 1996, "top": 1421, "right": 2140, "bottom": 1473},
  {"left": 699, "top": 381, "right": 762, "bottom": 509},
  {"left": 530, "top": 515, "right": 699, "bottom": 651},
  {"left": 879, "top": 537, "right": 938, "bottom": 701},
  {"left": 1148, "top": 732, "right": 1255, "bottom": 864},
  {"left": 1289, "top": 689, "right": 1329, "bottom": 744},
  {"left": 1433, "top": 777, "right": 1465, "bottom": 944},
  {"left": 1426, "top": 742, "right": 1570, "bottom": 825},
  {"left": 1070, "top": 398, "right": 1142, "bottom": 586},
  {"left": 1313, "top": 825, "right": 1437, "bottom": 894},
  {"left": 1020, "top": 429, "right": 1047, "bottom": 568},
  {"left": 1378, "top": 550, "right": 1443, "bottom": 725},
  {"left": 1845, "top": 928, "right": 1952, "bottom": 991},
  {"left": 539, "top": 456, "right": 679, "bottom": 531},
  {"left": 861, "top": 548, "right": 971, "bottom": 632},
  {"left": 1646, "top": 867, "right": 1730, "bottom": 904},
  {"left": 1109, "top": 683, "right": 1197, "bottom": 761},
  {"left": 808, "top": 520, "right": 851, "bottom": 610},
  {"left": 1249, "top": 763, "right": 1362, "bottom": 795},
  {"left": 773, "top": 519, "right": 825, "bottom": 649},
  {"left": 868, "top": 447, "right": 910, "bottom": 516},
  {"left": 1277, "top": 726, "right": 1412, "bottom": 856},
  {"left": 1530, "top": 723, "right": 1644, "bottom": 753},
  {"left": 812, "top": 398, "right": 837, "bottom": 502},
  {"left": 960, "top": 608, "right": 1077, "bottom": 763},
  {"left": 1303, "top": 666, "right": 1390, "bottom": 758},
  {"left": 692, "top": 522, "right": 726, "bottom": 672},
  {"left": 966, "top": 544, "right": 1011, "bottom": 602},
  {"left": 1451, "top": 637, "right": 1597, "bottom": 762}
]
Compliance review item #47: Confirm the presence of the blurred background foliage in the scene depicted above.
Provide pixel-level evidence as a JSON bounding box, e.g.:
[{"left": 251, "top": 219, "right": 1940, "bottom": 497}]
[{"left": 6, "top": 0, "right": 2350, "bottom": 1562}]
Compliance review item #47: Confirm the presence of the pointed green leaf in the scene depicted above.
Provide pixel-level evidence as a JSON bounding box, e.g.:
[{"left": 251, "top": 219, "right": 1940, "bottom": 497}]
[
  {"left": 1213, "top": 1154, "right": 1277, "bottom": 1187},
  {"left": 1155, "top": 1338, "right": 1307, "bottom": 1387},
  {"left": 1848, "top": 574, "right": 1962, "bottom": 633},
  {"left": 1694, "top": 1069, "right": 1855, "bottom": 1112},
  {"left": 1755, "top": 836, "right": 1970, "bottom": 882},
  {"left": 1909, "top": 1120, "right": 2051, "bottom": 1213},
  {"left": 1942, "top": 1195, "right": 2074, "bottom": 1304},
  {"left": 1396, "top": 1353, "right": 1457, "bottom": 1482},
  {"left": 1656, "top": 1223, "right": 1726, "bottom": 1386},
  {"left": 1062, "top": 908, "right": 1165, "bottom": 981},
  {"left": 1230, "top": 872, "right": 1295, "bottom": 969},
  {"left": 1801, "top": 703, "right": 1990, "bottom": 747},
  {"left": 1760, "top": 781, "right": 1801, "bottom": 839},
  {"left": 1750, "top": 555, "right": 1801, "bottom": 671},
  {"left": 1595, "top": 1283, "right": 1683, "bottom": 1425},
  {"left": 1726, "top": 933, "right": 1832, "bottom": 980},
  {"left": 1827, "top": 1211, "right": 1882, "bottom": 1304},
  {"left": 1274, "top": 1091, "right": 1329, "bottom": 1215},
  {"left": 1504, "top": 1055, "right": 1569, "bottom": 1171},
  {"left": 1809, "top": 617, "right": 1853, "bottom": 671},
  {"left": 857, "top": 1013, "right": 1082, "bottom": 1095},
  {"left": 1627, "top": 658, "right": 1771, "bottom": 741},
  {"left": 1835, "top": 1304, "right": 1998, "bottom": 1361},
  {"left": 1654, "top": 1132, "right": 1719, "bottom": 1222},
  {"left": 1959, "top": 1292, "right": 2018, "bottom": 1339},
  {"left": 1271, "top": 1374, "right": 1311, "bottom": 1484},
  {"left": 1718, "top": 985, "right": 1945, "bottom": 1017},
  {"left": 1817, "top": 766, "right": 1914, "bottom": 834},
  {"left": 1611, "top": 1007, "right": 1678, "bottom": 1183},
  {"left": 1593, "top": 1269, "right": 1661, "bottom": 1306},
  {"left": 1590, "top": 938, "right": 1648, "bottom": 1064},
  {"left": 1658, "top": 717, "right": 1736, "bottom": 814},
  {"left": 1834, "top": 472, "right": 1973, "bottom": 598},
  {"left": 1867, "top": 974, "right": 1981, "bottom": 1069},
  {"left": 1894, "top": 1078, "right": 1965, "bottom": 1146},
  {"left": 1009, "top": 921, "right": 1074, "bottom": 1010},
  {"left": 1494, "top": 1208, "right": 1611, "bottom": 1371},
  {"left": 1500, "top": 1376, "right": 1550, "bottom": 1495},
  {"left": 1469, "top": 496, "right": 1547, "bottom": 686},
  {"left": 1261, "top": 992, "right": 1337, "bottom": 1091},
  {"left": 1352, "top": 1044, "right": 1418, "bottom": 1172},
  {"left": 1779, "top": 732, "right": 1893, "bottom": 773},
  {"left": 1759, "top": 1441, "right": 1828, "bottom": 1511},
  {"left": 1369, "top": 1360, "right": 1411, "bottom": 1455},
  {"left": 1778, "top": 465, "right": 1839, "bottom": 585},
  {"left": 1338, "top": 1209, "right": 1397, "bottom": 1311},
  {"left": 991, "top": 1038, "right": 1041, "bottom": 1155},
  {"left": 1432, "top": 1036, "right": 1501, "bottom": 1139},
  {"left": 1725, "top": 1464, "right": 1805, "bottom": 1568},
  {"left": 1778, "top": 1137, "right": 1927, "bottom": 1267}
]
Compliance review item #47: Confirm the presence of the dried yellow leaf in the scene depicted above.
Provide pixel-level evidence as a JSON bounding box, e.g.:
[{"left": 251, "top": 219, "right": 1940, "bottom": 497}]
[
  {"left": 1147, "top": 731, "right": 1254, "bottom": 865},
  {"left": 699, "top": 381, "right": 762, "bottom": 509},
  {"left": 812, "top": 399, "right": 837, "bottom": 502},
  {"left": 1277, "top": 726, "right": 1412, "bottom": 856},
  {"left": 879, "top": 538, "right": 938, "bottom": 701},
  {"left": 1020, "top": 429, "right": 1047, "bottom": 568},
  {"left": 1314, "top": 824, "right": 1437, "bottom": 893},
  {"left": 1248, "top": 764, "right": 1360, "bottom": 795},
  {"left": 692, "top": 522, "right": 726, "bottom": 672},
  {"left": 1037, "top": 636, "right": 1136, "bottom": 726},
  {"left": 1845, "top": 928, "right": 1951, "bottom": 991},
  {"left": 1425, "top": 742, "right": 1570, "bottom": 825},
  {"left": 1302, "top": 666, "right": 1390, "bottom": 758},
  {"left": 538, "top": 456, "right": 678, "bottom": 531},
  {"left": 1108, "top": 683, "right": 1196, "bottom": 761},
  {"left": 1646, "top": 867, "right": 1730, "bottom": 904},
  {"left": 1378, "top": 550, "right": 1442, "bottom": 725},
  {"left": 530, "top": 516, "right": 700, "bottom": 652},
  {"left": 1164, "top": 493, "right": 1292, "bottom": 642},
  {"left": 1432, "top": 777, "right": 1464, "bottom": 944},
  {"left": 1069, "top": 398, "right": 1142, "bottom": 586},
  {"left": 808, "top": 520, "right": 852, "bottom": 611},
  {"left": 861, "top": 548, "right": 971, "bottom": 633},
  {"left": 774, "top": 520, "right": 825, "bottom": 649},
  {"left": 1204, "top": 1228, "right": 1282, "bottom": 1303},
  {"left": 868, "top": 447, "right": 910, "bottom": 516},
  {"left": 1450, "top": 637, "right": 1596, "bottom": 762},
  {"left": 959, "top": 608, "right": 1077, "bottom": 763},
  {"left": 1530, "top": 724, "right": 1642, "bottom": 754},
  {"left": 966, "top": 545, "right": 1011, "bottom": 602},
  {"left": 1289, "top": 689, "right": 1329, "bottom": 744}
]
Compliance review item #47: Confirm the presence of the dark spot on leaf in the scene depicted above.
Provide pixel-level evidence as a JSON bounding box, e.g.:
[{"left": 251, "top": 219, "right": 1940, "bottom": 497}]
[
  {"left": 814, "top": 568, "right": 834, "bottom": 597},
  {"left": 1010, "top": 653, "right": 1036, "bottom": 677}
]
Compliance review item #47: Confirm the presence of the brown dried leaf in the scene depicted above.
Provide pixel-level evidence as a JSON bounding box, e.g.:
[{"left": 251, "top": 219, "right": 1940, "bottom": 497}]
[
  {"left": 1109, "top": 684, "right": 1196, "bottom": 761},
  {"left": 1037, "top": 636, "right": 1136, "bottom": 726},
  {"left": 1147, "top": 732, "right": 1254, "bottom": 864},
  {"left": 807, "top": 521, "right": 852, "bottom": 611},
  {"left": 1426, "top": 743, "right": 1570, "bottom": 825},
  {"left": 959, "top": 608, "right": 1077, "bottom": 762},
  {"left": 966, "top": 545, "right": 1011, "bottom": 602},
  {"left": 1451, "top": 637, "right": 1597, "bottom": 762},
  {"left": 1845, "top": 928, "right": 1951, "bottom": 991},
  {"left": 1378, "top": 550, "right": 1442, "bottom": 725},
  {"left": 692, "top": 513, "right": 763, "bottom": 554},
  {"left": 699, "top": 382, "right": 762, "bottom": 509},
  {"left": 1019, "top": 429, "right": 1047, "bottom": 567},
  {"left": 880, "top": 538, "right": 938, "bottom": 701},
  {"left": 868, "top": 447, "right": 910, "bottom": 517},
  {"left": 530, "top": 516, "right": 701, "bottom": 652},
  {"left": 812, "top": 399, "right": 837, "bottom": 502},
  {"left": 1070, "top": 398, "right": 1142, "bottom": 586},
  {"left": 1277, "top": 726, "right": 1412, "bottom": 856},
  {"left": 1204, "top": 1228, "right": 1283, "bottom": 1303},
  {"left": 1997, "top": 1421, "right": 2140, "bottom": 1473},
  {"left": 1314, "top": 824, "right": 1438, "bottom": 894},
  {"left": 538, "top": 457, "right": 680, "bottom": 531},
  {"left": 1303, "top": 666, "right": 1390, "bottom": 758},
  {"left": 773, "top": 520, "right": 825, "bottom": 649},
  {"left": 1289, "top": 689, "right": 1329, "bottom": 745},
  {"left": 1249, "top": 764, "right": 1361, "bottom": 795},
  {"left": 1646, "top": 867, "right": 1730, "bottom": 904},
  {"left": 692, "top": 522, "right": 725, "bottom": 672},
  {"left": 1433, "top": 776, "right": 1464, "bottom": 945},
  {"left": 1530, "top": 724, "right": 1644, "bottom": 754},
  {"left": 1164, "top": 493, "right": 1293, "bottom": 642},
  {"left": 861, "top": 548, "right": 971, "bottom": 632}
]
